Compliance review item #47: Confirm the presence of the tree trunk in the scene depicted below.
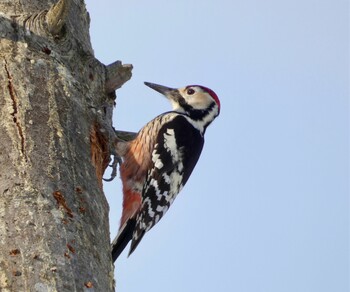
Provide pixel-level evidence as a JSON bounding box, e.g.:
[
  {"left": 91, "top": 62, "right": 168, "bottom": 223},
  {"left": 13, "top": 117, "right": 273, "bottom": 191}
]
[{"left": 0, "top": 0, "right": 131, "bottom": 291}]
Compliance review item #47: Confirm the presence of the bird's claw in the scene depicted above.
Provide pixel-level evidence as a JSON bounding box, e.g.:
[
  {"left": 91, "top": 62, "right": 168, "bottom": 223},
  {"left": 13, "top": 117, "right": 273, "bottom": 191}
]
[{"left": 103, "top": 144, "right": 123, "bottom": 183}]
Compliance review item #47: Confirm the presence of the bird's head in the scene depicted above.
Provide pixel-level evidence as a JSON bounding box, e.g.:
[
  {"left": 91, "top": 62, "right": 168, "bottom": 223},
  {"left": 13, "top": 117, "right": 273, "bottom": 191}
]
[{"left": 144, "top": 82, "right": 220, "bottom": 129}]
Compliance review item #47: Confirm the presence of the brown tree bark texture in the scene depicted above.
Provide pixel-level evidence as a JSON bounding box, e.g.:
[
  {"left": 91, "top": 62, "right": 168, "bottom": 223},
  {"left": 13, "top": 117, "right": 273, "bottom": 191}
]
[{"left": 0, "top": 0, "right": 132, "bottom": 291}]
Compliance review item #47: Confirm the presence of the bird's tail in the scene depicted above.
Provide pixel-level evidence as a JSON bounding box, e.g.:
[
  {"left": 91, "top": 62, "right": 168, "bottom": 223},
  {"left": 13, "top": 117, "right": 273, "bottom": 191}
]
[{"left": 111, "top": 218, "right": 136, "bottom": 262}]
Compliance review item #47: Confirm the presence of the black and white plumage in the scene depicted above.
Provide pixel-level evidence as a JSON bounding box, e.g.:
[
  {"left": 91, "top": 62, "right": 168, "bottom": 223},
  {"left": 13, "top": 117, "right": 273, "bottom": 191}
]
[{"left": 111, "top": 82, "right": 220, "bottom": 261}]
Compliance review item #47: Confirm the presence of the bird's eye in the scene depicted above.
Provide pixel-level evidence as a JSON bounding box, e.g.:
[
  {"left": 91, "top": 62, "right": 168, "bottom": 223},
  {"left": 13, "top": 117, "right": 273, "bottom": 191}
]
[{"left": 187, "top": 88, "right": 195, "bottom": 95}]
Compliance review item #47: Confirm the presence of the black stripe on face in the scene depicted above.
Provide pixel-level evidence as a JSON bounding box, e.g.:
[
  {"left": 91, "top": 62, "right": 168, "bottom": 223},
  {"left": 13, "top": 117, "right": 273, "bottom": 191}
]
[
  {"left": 177, "top": 95, "right": 194, "bottom": 112},
  {"left": 167, "top": 91, "right": 201, "bottom": 115},
  {"left": 179, "top": 99, "right": 217, "bottom": 121}
]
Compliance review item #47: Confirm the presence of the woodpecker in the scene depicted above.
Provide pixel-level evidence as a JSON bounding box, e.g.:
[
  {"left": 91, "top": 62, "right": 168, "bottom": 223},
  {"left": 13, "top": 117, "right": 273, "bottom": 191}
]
[{"left": 111, "top": 82, "right": 220, "bottom": 261}]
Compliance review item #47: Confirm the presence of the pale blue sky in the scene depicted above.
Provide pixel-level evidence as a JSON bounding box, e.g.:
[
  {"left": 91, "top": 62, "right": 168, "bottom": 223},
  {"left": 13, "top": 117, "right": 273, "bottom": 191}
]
[{"left": 86, "top": 1, "right": 348, "bottom": 291}]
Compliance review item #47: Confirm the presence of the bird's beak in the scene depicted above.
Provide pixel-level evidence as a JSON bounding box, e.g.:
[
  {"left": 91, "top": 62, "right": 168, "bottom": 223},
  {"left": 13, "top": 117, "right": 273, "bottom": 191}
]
[{"left": 144, "top": 82, "right": 179, "bottom": 102}]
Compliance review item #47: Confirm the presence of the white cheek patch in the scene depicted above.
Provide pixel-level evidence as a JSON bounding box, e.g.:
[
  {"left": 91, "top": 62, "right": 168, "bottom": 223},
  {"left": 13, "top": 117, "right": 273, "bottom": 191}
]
[{"left": 183, "top": 92, "right": 209, "bottom": 109}]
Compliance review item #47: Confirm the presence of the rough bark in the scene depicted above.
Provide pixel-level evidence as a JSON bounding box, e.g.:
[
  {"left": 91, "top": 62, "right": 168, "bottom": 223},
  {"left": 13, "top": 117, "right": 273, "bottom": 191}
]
[{"left": 0, "top": 0, "right": 132, "bottom": 291}]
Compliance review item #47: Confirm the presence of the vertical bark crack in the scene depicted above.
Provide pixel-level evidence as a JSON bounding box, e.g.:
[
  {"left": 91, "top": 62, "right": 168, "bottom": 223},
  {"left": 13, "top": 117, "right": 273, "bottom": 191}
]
[
  {"left": 4, "top": 61, "right": 27, "bottom": 161},
  {"left": 90, "top": 123, "right": 110, "bottom": 189}
]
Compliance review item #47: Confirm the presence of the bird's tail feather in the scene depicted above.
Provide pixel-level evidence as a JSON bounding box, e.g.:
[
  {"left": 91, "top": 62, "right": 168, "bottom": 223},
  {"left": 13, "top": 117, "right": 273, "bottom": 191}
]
[
  {"left": 111, "top": 218, "right": 136, "bottom": 262},
  {"left": 128, "top": 229, "right": 145, "bottom": 257}
]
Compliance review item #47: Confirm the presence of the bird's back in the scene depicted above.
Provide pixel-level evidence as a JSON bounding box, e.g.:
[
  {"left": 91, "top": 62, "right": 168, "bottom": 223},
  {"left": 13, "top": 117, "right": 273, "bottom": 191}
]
[{"left": 129, "top": 114, "right": 205, "bottom": 254}]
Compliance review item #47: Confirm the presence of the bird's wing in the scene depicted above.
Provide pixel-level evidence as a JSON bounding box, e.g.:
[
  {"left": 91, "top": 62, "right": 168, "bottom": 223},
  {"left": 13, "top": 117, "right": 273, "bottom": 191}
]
[{"left": 128, "top": 115, "right": 204, "bottom": 255}]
